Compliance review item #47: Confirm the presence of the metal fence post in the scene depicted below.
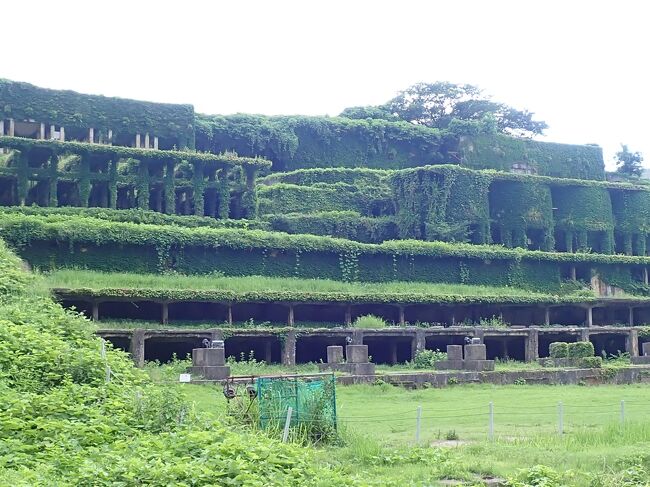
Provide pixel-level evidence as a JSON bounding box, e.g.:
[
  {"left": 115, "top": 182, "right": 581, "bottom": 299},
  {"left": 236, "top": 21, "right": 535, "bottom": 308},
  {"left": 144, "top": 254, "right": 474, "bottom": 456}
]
[
  {"left": 415, "top": 406, "right": 422, "bottom": 444},
  {"left": 488, "top": 402, "right": 494, "bottom": 441},
  {"left": 558, "top": 401, "right": 564, "bottom": 435},
  {"left": 620, "top": 400, "right": 625, "bottom": 425},
  {"left": 282, "top": 406, "right": 293, "bottom": 443}
]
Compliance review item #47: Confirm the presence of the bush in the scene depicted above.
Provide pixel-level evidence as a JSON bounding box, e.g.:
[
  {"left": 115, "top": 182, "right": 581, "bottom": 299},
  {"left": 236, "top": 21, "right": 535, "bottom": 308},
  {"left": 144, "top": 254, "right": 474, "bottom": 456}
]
[
  {"left": 569, "top": 341, "right": 595, "bottom": 358},
  {"left": 353, "top": 314, "right": 387, "bottom": 329},
  {"left": 580, "top": 356, "right": 603, "bottom": 368},
  {"left": 410, "top": 349, "right": 447, "bottom": 369},
  {"left": 549, "top": 342, "right": 569, "bottom": 358}
]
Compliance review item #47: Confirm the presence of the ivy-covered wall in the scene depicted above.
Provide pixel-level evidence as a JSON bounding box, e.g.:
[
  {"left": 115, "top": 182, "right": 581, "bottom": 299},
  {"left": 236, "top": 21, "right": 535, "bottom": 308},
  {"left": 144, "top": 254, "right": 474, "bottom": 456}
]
[
  {"left": 390, "top": 166, "right": 491, "bottom": 244},
  {"left": 552, "top": 186, "right": 614, "bottom": 253},
  {"left": 194, "top": 114, "right": 450, "bottom": 171},
  {"left": 459, "top": 134, "right": 605, "bottom": 180},
  {"left": 611, "top": 189, "right": 650, "bottom": 256},
  {"left": 489, "top": 180, "right": 555, "bottom": 251},
  {"left": 257, "top": 183, "right": 393, "bottom": 216},
  {"left": 0, "top": 79, "right": 195, "bottom": 149}
]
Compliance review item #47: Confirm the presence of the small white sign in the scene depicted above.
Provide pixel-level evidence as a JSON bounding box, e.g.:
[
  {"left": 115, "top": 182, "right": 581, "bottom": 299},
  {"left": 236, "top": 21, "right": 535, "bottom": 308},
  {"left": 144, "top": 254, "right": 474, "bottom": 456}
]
[{"left": 179, "top": 373, "right": 192, "bottom": 383}]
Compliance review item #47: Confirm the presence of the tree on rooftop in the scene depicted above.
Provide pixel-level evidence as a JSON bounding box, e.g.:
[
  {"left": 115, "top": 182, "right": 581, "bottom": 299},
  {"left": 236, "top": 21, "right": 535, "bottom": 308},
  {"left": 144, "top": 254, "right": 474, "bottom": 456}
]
[
  {"left": 340, "top": 81, "right": 548, "bottom": 138},
  {"left": 615, "top": 144, "right": 644, "bottom": 177}
]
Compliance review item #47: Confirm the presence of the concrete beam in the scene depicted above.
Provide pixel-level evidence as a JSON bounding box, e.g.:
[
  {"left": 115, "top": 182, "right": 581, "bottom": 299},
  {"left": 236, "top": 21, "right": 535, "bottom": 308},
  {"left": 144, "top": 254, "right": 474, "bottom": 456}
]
[
  {"left": 153, "top": 136, "right": 159, "bottom": 150},
  {"left": 144, "top": 133, "right": 150, "bottom": 149}
]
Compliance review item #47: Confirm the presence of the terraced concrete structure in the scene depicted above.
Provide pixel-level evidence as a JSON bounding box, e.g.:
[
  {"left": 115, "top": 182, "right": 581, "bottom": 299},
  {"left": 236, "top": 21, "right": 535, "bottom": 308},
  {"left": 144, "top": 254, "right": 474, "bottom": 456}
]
[{"left": 2, "top": 78, "right": 650, "bottom": 369}]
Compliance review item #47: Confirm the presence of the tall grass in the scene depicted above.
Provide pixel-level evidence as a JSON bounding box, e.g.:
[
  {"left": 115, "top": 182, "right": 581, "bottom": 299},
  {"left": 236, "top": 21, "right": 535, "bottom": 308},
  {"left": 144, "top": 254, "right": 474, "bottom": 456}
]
[{"left": 45, "top": 269, "right": 563, "bottom": 297}]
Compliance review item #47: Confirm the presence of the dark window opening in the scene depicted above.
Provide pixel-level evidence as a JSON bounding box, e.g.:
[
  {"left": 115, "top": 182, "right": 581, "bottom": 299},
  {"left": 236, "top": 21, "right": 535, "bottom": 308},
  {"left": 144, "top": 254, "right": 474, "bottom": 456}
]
[
  {"left": 484, "top": 336, "right": 526, "bottom": 360},
  {"left": 144, "top": 337, "right": 203, "bottom": 363},
  {"left": 364, "top": 337, "right": 412, "bottom": 364},
  {"left": 225, "top": 336, "right": 282, "bottom": 364},
  {"left": 296, "top": 336, "right": 348, "bottom": 364}
]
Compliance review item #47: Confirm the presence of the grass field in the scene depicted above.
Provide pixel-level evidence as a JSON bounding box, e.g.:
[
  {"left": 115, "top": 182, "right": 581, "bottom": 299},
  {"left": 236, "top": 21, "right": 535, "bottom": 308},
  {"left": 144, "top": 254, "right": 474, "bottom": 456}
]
[
  {"left": 148, "top": 354, "right": 650, "bottom": 486},
  {"left": 45, "top": 269, "right": 577, "bottom": 298}
]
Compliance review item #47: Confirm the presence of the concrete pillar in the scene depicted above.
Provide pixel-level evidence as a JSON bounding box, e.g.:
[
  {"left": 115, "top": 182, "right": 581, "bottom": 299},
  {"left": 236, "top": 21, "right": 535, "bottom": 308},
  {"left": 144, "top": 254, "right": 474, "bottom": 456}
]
[
  {"left": 130, "top": 329, "right": 145, "bottom": 367},
  {"left": 8, "top": 119, "right": 15, "bottom": 136},
  {"left": 227, "top": 304, "right": 233, "bottom": 326},
  {"left": 544, "top": 307, "right": 550, "bottom": 326},
  {"left": 398, "top": 306, "right": 405, "bottom": 326},
  {"left": 525, "top": 328, "right": 539, "bottom": 362},
  {"left": 579, "top": 329, "right": 590, "bottom": 342},
  {"left": 108, "top": 129, "right": 113, "bottom": 145},
  {"left": 161, "top": 302, "right": 169, "bottom": 325},
  {"left": 474, "top": 328, "right": 485, "bottom": 343},
  {"left": 570, "top": 266, "right": 577, "bottom": 281},
  {"left": 210, "top": 329, "right": 224, "bottom": 341},
  {"left": 626, "top": 329, "right": 639, "bottom": 357},
  {"left": 645, "top": 268, "right": 649, "bottom": 285},
  {"left": 88, "top": 128, "right": 94, "bottom": 143},
  {"left": 0, "top": 119, "right": 4, "bottom": 135},
  {"left": 389, "top": 341, "right": 398, "bottom": 364},
  {"left": 92, "top": 301, "right": 99, "bottom": 321},
  {"left": 135, "top": 133, "right": 141, "bottom": 148},
  {"left": 629, "top": 307, "right": 635, "bottom": 327},
  {"left": 153, "top": 136, "right": 159, "bottom": 150},
  {"left": 281, "top": 330, "right": 296, "bottom": 366},
  {"left": 352, "top": 329, "right": 364, "bottom": 345},
  {"left": 327, "top": 346, "right": 344, "bottom": 363},
  {"left": 344, "top": 305, "right": 352, "bottom": 326},
  {"left": 144, "top": 133, "right": 150, "bottom": 149},
  {"left": 59, "top": 126, "right": 65, "bottom": 141},
  {"left": 287, "top": 304, "right": 294, "bottom": 327},
  {"left": 412, "top": 329, "right": 426, "bottom": 359},
  {"left": 49, "top": 124, "right": 55, "bottom": 139},
  {"left": 586, "top": 306, "right": 593, "bottom": 327},
  {"left": 265, "top": 340, "right": 273, "bottom": 363},
  {"left": 40, "top": 123, "right": 45, "bottom": 140}
]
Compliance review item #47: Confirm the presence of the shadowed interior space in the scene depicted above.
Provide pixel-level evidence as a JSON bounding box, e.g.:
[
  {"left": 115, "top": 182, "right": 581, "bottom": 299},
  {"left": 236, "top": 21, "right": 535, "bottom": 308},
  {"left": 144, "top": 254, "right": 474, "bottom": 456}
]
[
  {"left": 144, "top": 336, "right": 205, "bottom": 363},
  {"left": 224, "top": 335, "right": 282, "bottom": 363},
  {"left": 539, "top": 332, "right": 579, "bottom": 357},
  {"left": 100, "top": 300, "right": 161, "bottom": 320},
  {"left": 231, "top": 303, "right": 288, "bottom": 324},
  {"left": 169, "top": 301, "right": 229, "bottom": 322},
  {"left": 103, "top": 336, "right": 130, "bottom": 353},
  {"left": 364, "top": 336, "right": 413, "bottom": 364},
  {"left": 296, "top": 335, "right": 348, "bottom": 363},
  {"left": 590, "top": 333, "right": 627, "bottom": 357},
  {"left": 425, "top": 334, "right": 468, "bottom": 353},
  {"left": 484, "top": 336, "right": 526, "bottom": 360},
  {"left": 549, "top": 305, "right": 586, "bottom": 326},
  {"left": 294, "top": 304, "right": 346, "bottom": 324}
]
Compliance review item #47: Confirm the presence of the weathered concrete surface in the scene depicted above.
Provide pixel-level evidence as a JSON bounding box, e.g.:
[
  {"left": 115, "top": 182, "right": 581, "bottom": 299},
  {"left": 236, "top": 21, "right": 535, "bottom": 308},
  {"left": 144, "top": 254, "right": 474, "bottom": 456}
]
[
  {"left": 327, "top": 345, "right": 344, "bottom": 363},
  {"left": 346, "top": 344, "right": 369, "bottom": 364}
]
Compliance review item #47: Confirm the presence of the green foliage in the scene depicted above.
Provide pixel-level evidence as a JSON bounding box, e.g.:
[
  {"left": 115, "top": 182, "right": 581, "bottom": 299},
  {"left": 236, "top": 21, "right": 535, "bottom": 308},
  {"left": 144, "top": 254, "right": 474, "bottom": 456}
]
[
  {"left": 410, "top": 349, "right": 447, "bottom": 368},
  {"left": 579, "top": 356, "right": 603, "bottom": 368},
  {"left": 549, "top": 342, "right": 569, "bottom": 358},
  {"left": 194, "top": 113, "right": 447, "bottom": 171},
  {"left": 390, "top": 165, "right": 491, "bottom": 243},
  {"left": 505, "top": 464, "right": 561, "bottom": 487},
  {"left": 375, "top": 81, "right": 548, "bottom": 137},
  {"left": 353, "top": 315, "right": 388, "bottom": 329},
  {"left": 258, "top": 182, "right": 393, "bottom": 216},
  {"left": 0, "top": 238, "right": 354, "bottom": 486},
  {"left": 0, "top": 78, "right": 195, "bottom": 149},
  {"left": 265, "top": 211, "right": 398, "bottom": 243},
  {"left": 259, "top": 167, "right": 391, "bottom": 187},
  {"left": 460, "top": 133, "right": 605, "bottom": 180},
  {"left": 615, "top": 144, "right": 644, "bottom": 177},
  {"left": 568, "top": 341, "right": 595, "bottom": 358}
]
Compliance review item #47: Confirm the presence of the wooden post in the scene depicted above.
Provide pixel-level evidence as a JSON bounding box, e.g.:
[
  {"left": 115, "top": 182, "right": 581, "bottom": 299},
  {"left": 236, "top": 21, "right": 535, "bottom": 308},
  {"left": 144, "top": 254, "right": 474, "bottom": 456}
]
[{"left": 161, "top": 302, "right": 169, "bottom": 325}]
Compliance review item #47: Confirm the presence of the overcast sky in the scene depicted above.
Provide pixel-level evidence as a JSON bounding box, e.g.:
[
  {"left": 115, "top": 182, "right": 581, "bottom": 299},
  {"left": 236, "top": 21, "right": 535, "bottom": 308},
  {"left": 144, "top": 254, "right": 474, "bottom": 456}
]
[{"left": 2, "top": 0, "right": 648, "bottom": 169}]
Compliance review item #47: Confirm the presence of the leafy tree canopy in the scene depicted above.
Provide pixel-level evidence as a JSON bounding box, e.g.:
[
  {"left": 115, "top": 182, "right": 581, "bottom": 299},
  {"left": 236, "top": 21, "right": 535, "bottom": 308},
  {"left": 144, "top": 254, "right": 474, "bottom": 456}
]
[
  {"left": 615, "top": 144, "right": 644, "bottom": 177},
  {"left": 340, "top": 81, "right": 548, "bottom": 138}
]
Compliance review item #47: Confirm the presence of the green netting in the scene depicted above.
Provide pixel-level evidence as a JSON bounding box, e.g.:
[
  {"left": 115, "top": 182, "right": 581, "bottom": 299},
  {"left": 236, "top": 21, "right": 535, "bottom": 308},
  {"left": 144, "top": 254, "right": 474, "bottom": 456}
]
[{"left": 257, "top": 375, "right": 337, "bottom": 431}]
